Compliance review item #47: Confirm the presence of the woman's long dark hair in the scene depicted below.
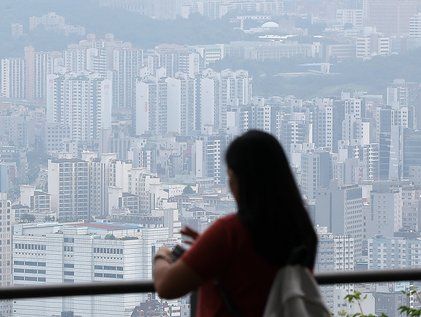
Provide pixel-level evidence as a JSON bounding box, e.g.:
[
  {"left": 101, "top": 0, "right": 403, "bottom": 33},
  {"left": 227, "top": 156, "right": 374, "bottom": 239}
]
[{"left": 225, "top": 130, "right": 317, "bottom": 267}]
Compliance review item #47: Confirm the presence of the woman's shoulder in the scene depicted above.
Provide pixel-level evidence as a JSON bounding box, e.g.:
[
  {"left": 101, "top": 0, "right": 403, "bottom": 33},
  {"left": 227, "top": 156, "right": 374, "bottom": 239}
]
[
  {"left": 212, "top": 213, "right": 249, "bottom": 238},
  {"left": 216, "top": 213, "right": 242, "bottom": 227},
  {"left": 204, "top": 214, "right": 244, "bottom": 237}
]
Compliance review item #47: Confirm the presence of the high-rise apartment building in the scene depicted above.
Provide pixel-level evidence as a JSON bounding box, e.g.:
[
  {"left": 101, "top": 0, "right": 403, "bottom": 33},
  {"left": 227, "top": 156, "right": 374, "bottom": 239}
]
[
  {"left": 135, "top": 73, "right": 168, "bottom": 135},
  {"left": 204, "top": 135, "right": 227, "bottom": 185},
  {"left": 409, "top": 13, "right": 421, "bottom": 38},
  {"left": 48, "top": 159, "right": 90, "bottom": 221},
  {"left": 1, "top": 58, "right": 25, "bottom": 99},
  {"left": 46, "top": 72, "right": 112, "bottom": 145},
  {"left": 136, "top": 68, "right": 251, "bottom": 135},
  {"left": 127, "top": 168, "right": 160, "bottom": 213},
  {"left": 112, "top": 46, "right": 143, "bottom": 110},
  {"left": 155, "top": 44, "right": 200, "bottom": 78},
  {"left": 367, "top": 236, "right": 421, "bottom": 270},
  {"left": 316, "top": 226, "right": 355, "bottom": 314},
  {"left": 64, "top": 45, "right": 87, "bottom": 73},
  {"left": 88, "top": 153, "right": 118, "bottom": 218},
  {"left": 356, "top": 35, "right": 391, "bottom": 59},
  {"left": 316, "top": 227, "right": 355, "bottom": 272},
  {"left": 336, "top": 9, "right": 364, "bottom": 28},
  {"left": 313, "top": 99, "right": 334, "bottom": 151}
]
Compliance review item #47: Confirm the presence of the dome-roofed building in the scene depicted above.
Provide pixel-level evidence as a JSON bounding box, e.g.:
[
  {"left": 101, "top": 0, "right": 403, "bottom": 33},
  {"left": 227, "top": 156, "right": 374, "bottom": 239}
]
[{"left": 261, "top": 21, "right": 280, "bottom": 28}]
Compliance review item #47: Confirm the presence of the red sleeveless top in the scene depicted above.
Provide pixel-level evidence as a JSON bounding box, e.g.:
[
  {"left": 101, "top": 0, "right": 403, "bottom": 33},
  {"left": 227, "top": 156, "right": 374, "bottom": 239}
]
[{"left": 181, "top": 214, "right": 279, "bottom": 317}]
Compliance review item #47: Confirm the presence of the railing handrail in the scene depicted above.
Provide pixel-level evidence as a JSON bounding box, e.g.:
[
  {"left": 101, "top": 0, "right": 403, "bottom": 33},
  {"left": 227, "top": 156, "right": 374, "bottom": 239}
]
[
  {"left": 0, "top": 280, "right": 155, "bottom": 300},
  {"left": 315, "top": 268, "right": 421, "bottom": 285},
  {"left": 2, "top": 269, "right": 421, "bottom": 300}
]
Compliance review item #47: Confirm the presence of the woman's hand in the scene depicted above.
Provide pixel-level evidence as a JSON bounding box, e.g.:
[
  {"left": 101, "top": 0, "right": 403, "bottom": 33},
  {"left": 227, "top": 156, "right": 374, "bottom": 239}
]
[
  {"left": 180, "top": 226, "right": 200, "bottom": 245},
  {"left": 154, "top": 247, "right": 172, "bottom": 263},
  {"left": 153, "top": 244, "right": 202, "bottom": 299}
]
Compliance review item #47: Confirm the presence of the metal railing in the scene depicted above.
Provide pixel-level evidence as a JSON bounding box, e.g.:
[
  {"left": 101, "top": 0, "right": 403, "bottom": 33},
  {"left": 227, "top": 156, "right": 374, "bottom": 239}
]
[{"left": 1, "top": 269, "right": 421, "bottom": 300}]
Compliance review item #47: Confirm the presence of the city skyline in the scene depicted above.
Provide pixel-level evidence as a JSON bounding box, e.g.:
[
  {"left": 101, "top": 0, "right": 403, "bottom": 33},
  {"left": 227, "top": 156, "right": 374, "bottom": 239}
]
[{"left": 1, "top": 0, "right": 421, "bottom": 316}]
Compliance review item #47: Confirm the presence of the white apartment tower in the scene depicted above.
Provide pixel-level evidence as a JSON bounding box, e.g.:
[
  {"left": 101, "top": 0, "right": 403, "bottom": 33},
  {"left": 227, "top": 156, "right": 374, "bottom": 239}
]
[
  {"left": 409, "top": 13, "right": 421, "bottom": 38},
  {"left": 1, "top": 58, "right": 25, "bottom": 99},
  {"left": 113, "top": 46, "right": 143, "bottom": 109},
  {"left": 48, "top": 159, "right": 90, "bottom": 221},
  {"left": 136, "top": 71, "right": 196, "bottom": 136},
  {"left": 135, "top": 75, "right": 167, "bottom": 135},
  {"left": 46, "top": 72, "right": 112, "bottom": 145},
  {"left": 24, "top": 46, "right": 62, "bottom": 101},
  {"left": 88, "top": 153, "right": 118, "bottom": 218},
  {"left": 314, "top": 99, "right": 333, "bottom": 151},
  {"left": 64, "top": 45, "right": 87, "bottom": 73}
]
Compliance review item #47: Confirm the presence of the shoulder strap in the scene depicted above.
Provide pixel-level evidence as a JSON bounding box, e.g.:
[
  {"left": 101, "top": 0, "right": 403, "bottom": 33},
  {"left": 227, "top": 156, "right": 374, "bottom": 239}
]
[{"left": 213, "top": 280, "right": 243, "bottom": 317}]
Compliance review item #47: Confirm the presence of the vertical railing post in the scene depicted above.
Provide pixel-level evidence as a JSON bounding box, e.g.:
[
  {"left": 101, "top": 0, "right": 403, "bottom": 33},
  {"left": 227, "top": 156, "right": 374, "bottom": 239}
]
[{"left": 190, "top": 291, "right": 197, "bottom": 317}]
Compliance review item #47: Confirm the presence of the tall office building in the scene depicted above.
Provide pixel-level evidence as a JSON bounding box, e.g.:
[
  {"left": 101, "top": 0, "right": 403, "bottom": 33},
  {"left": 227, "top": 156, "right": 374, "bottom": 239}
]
[
  {"left": 46, "top": 72, "right": 112, "bottom": 145},
  {"left": 377, "top": 107, "right": 403, "bottom": 180},
  {"left": 401, "top": 184, "right": 421, "bottom": 231},
  {"left": 403, "top": 130, "right": 421, "bottom": 178},
  {"left": 300, "top": 151, "right": 332, "bottom": 201},
  {"left": 368, "top": 182, "right": 403, "bottom": 237},
  {"left": 315, "top": 183, "right": 364, "bottom": 258},
  {"left": 1, "top": 58, "right": 25, "bottom": 99}
]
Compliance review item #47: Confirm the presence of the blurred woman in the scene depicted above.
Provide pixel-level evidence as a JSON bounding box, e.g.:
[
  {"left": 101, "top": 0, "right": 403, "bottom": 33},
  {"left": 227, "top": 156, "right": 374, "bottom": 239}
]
[{"left": 153, "top": 130, "right": 317, "bottom": 317}]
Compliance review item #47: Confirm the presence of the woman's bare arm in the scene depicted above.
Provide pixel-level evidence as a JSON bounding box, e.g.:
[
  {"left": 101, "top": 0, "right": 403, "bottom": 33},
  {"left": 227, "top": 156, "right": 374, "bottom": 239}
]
[{"left": 153, "top": 247, "right": 202, "bottom": 299}]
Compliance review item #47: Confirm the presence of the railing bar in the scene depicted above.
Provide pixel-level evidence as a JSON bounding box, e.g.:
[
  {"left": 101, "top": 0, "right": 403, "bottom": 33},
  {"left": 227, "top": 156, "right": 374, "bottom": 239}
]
[
  {"left": 316, "top": 269, "right": 421, "bottom": 285},
  {"left": 0, "top": 281, "right": 155, "bottom": 300},
  {"left": 0, "top": 269, "right": 421, "bottom": 300}
]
